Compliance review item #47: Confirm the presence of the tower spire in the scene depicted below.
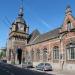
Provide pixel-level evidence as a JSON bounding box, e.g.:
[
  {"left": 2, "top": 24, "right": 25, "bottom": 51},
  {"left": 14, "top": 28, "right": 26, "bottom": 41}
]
[
  {"left": 18, "top": 0, "right": 24, "bottom": 17},
  {"left": 65, "top": 4, "right": 72, "bottom": 15}
]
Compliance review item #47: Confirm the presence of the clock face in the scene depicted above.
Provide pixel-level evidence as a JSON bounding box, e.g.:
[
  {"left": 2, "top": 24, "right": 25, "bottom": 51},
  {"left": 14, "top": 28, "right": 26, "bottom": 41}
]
[{"left": 18, "top": 24, "right": 24, "bottom": 31}]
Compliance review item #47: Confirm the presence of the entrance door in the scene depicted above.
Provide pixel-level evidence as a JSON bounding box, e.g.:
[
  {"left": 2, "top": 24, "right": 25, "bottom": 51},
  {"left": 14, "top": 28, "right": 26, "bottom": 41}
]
[{"left": 17, "top": 48, "right": 22, "bottom": 64}]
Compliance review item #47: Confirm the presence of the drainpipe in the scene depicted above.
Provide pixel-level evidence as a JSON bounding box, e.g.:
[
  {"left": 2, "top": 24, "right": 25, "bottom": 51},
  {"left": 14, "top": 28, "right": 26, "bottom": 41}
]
[{"left": 59, "top": 34, "right": 64, "bottom": 70}]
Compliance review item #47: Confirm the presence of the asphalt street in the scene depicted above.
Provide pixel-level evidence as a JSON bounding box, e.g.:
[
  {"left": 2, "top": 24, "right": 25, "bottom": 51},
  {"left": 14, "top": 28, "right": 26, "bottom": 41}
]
[{"left": 0, "top": 62, "right": 54, "bottom": 75}]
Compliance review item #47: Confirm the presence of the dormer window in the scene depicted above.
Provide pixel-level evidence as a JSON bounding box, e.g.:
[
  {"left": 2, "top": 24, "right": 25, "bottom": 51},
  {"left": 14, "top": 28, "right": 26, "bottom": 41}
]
[{"left": 67, "top": 21, "right": 73, "bottom": 31}]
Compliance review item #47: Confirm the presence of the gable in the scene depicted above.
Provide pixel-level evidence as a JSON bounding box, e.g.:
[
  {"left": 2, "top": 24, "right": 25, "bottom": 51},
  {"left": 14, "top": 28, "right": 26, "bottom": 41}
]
[
  {"left": 60, "top": 6, "right": 75, "bottom": 33},
  {"left": 60, "top": 14, "right": 75, "bottom": 33}
]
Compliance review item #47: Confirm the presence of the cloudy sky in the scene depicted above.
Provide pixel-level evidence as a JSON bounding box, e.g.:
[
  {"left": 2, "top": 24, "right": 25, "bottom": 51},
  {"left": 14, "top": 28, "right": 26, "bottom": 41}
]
[{"left": 0, "top": 0, "right": 75, "bottom": 48}]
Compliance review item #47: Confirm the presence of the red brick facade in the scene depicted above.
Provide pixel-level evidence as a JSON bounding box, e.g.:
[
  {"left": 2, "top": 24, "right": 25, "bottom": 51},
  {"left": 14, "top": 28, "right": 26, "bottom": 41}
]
[
  {"left": 7, "top": 5, "right": 75, "bottom": 70},
  {"left": 25, "top": 6, "right": 75, "bottom": 70}
]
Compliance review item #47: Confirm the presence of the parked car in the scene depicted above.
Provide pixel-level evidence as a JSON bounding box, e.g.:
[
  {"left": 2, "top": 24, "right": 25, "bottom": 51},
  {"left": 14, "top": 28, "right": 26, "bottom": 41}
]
[
  {"left": 36, "top": 63, "right": 52, "bottom": 71},
  {"left": 22, "top": 62, "right": 33, "bottom": 68}
]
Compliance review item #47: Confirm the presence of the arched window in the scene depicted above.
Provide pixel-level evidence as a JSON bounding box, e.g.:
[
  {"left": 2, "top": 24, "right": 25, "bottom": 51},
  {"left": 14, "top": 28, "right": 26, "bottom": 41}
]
[
  {"left": 53, "top": 46, "right": 59, "bottom": 60},
  {"left": 31, "top": 49, "right": 34, "bottom": 61},
  {"left": 43, "top": 48, "right": 47, "bottom": 62},
  {"left": 66, "top": 43, "right": 75, "bottom": 60},
  {"left": 67, "top": 21, "right": 73, "bottom": 31},
  {"left": 36, "top": 49, "right": 40, "bottom": 61}
]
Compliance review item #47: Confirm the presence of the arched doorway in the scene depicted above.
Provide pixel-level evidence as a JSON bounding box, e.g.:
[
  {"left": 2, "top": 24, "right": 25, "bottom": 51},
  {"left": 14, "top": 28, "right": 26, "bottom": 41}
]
[{"left": 16, "top": 48, "right": 22, "bottom": 64}]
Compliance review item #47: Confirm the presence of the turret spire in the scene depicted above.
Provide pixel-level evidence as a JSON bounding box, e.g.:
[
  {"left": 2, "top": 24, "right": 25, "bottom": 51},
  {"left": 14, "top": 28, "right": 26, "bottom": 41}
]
[
  {"left": 18, "top": 0, "right": 24, "bottom": 17},
  {"left": 65, "top": 5, "right": 72, "bottom": 15}
]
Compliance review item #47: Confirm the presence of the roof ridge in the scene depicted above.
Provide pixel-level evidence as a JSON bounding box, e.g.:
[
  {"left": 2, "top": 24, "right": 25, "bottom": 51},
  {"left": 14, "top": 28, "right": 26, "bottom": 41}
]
[{"left": 41, "top": 27, "right": 60, "bottom": 36}]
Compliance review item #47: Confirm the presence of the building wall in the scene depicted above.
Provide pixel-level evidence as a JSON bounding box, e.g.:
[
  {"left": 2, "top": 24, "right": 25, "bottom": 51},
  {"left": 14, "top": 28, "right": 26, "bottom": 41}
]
[
  {"left": 25, "top": 31, "right": 75, "bottom": 70},
  {"left": 7, "top": 5, "right": 75, "bottom": 70}
]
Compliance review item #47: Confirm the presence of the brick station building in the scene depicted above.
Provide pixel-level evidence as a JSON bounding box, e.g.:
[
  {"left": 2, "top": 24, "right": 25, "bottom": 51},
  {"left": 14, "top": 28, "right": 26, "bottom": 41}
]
[{"left": 7, "top": 5, "right": 75, "bottom": 70}]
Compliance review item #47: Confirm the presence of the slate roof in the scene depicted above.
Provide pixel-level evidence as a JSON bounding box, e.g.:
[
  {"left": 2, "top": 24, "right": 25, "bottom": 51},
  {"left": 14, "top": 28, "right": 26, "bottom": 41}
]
[
  {"left": 28, "top": 29, "right": 40, "bottom": 44},
  {"left": 15, "top": 17, "right": 26, "bottom": 24},
  {"left": 28, "top": 28, "right": 60, "bottom": 45}
]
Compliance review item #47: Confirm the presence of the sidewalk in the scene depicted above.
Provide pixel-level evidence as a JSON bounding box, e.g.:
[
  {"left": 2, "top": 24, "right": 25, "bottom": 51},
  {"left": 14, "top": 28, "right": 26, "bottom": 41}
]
[
  {"left": 30, "top": 68, "right": 75, "bottom": 75},
  {"left": 13, "top": 65, "right": 75, "bottom": 75},
  {"left": 44, "top": 69, "right": 75, "bottom": 75}
]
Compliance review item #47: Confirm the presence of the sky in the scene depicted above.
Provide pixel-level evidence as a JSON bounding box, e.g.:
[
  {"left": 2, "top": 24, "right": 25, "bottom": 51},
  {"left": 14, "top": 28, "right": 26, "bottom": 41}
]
[{"left": 0, "top": 0, "right": 75, "bottom": 48}]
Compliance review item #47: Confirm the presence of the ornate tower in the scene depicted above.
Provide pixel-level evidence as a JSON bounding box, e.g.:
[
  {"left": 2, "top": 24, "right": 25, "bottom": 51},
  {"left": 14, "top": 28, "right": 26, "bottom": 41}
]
[{"left": 7, "top": 5, "right": 29, "bottom": 64}]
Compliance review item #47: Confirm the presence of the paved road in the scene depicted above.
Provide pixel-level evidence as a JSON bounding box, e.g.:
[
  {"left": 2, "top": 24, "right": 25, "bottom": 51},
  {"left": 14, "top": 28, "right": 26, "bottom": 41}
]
[{"left": 0, "top": 62, "right": 54, "bottom": 75}]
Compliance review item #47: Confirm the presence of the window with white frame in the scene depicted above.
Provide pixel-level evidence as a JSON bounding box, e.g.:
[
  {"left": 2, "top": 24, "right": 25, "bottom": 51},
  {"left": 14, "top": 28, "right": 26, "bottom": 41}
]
[
  {"left": 53, "top": 46, "right": 59, "bottom": 60},
  {"left": 66, "top": 43, "right": 75, "bottom": 60},
  {"left": 67, "top": 21, "right": 73, "bottom": 31},
  {"left": 36, "top": 49, "right": 40, "bottom": 61},
  {"left": 43, "top": 48, "right": 47, "bottom": 62}
]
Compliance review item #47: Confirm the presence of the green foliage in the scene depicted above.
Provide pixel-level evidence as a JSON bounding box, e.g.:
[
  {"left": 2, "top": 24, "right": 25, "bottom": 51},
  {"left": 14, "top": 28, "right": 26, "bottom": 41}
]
[
  {"left": 0, "top": 52, "right": 3, "bottom": 59},
  {"left": 0, "top": 51, "right": 6, "bottom": 59}
]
